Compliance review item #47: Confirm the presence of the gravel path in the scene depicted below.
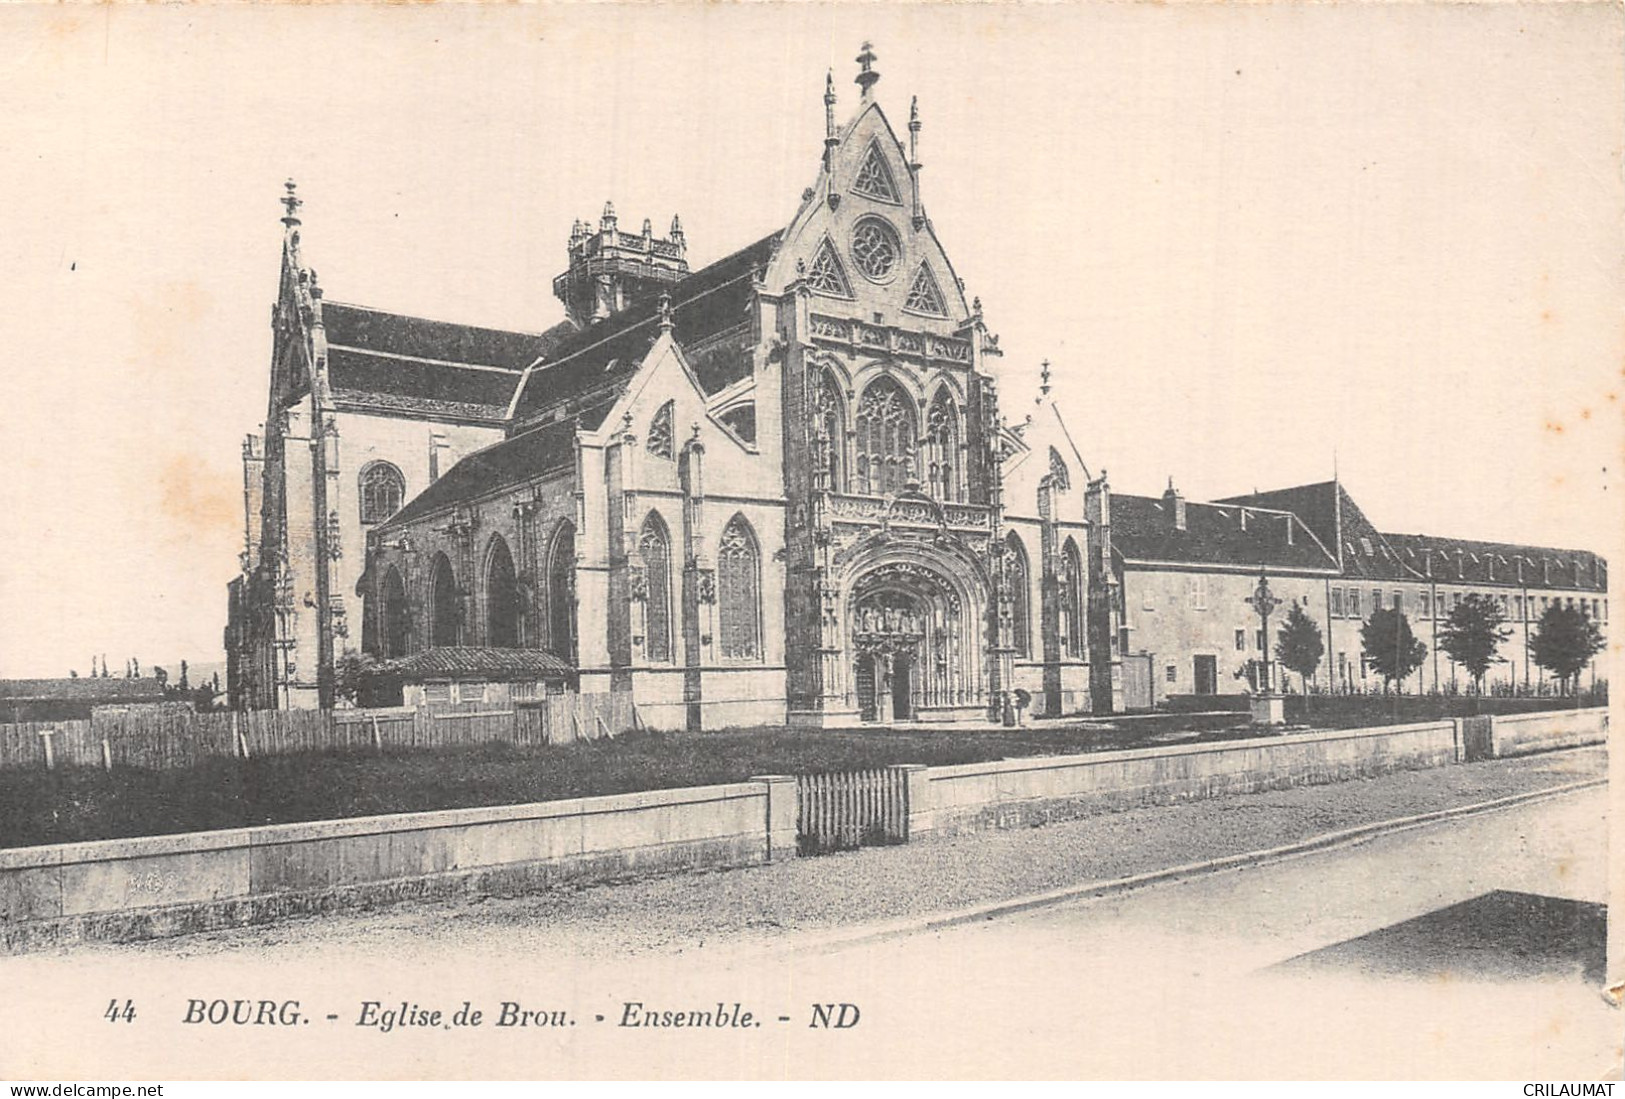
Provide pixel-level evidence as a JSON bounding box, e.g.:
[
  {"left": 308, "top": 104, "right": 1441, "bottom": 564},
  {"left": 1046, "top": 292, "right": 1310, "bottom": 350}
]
[{"left": 99, "top": 747, "right": 1606, "bottom": 964}]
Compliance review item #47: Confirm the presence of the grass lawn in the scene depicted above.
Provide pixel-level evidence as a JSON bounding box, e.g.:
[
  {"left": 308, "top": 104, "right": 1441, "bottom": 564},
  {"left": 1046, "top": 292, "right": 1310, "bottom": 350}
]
[{"left": 0, "top": 714, "right": 1255, "bottom": 848}]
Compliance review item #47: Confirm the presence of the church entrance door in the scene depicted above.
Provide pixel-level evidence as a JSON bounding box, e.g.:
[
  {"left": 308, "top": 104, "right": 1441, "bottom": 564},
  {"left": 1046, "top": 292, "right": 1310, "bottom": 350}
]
[
  {"left": 855, "top": 654, "right": 878, "bottom": 723},
  {"left": 891, "top": 652, "right": 913, "bottom": 721}
]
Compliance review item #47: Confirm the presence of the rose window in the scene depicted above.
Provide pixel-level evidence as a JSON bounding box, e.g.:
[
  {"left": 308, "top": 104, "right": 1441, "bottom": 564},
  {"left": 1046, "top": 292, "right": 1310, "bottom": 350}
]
[{"left": 850, "top": 218, "right": 901, "bottom": 282}]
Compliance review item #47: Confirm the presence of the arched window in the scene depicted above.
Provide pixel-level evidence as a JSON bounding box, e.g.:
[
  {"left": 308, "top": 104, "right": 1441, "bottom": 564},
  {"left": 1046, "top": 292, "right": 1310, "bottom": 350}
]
[
  {"left": 810, "top": 369, "right": 846, "bottom": 491},
  {"left": 484, "top": 536, "right": 520, "bottom": 649},
  {"left": 380, "top": 566, "right": 408, "bottom": 659},
  {"left": 926, "top": 390, "right": 961, "bottom": 502},
  {"left": 639, "top": 513, "right": 673, "bottom": 663},
  {"left": 718, "top": 515, "right": 762, "bottom": 661},
  {"left": 647, "top": 401, "right": 675, "bottom": 459},
  {"left": 1048, "top": 447, "right": 1071, "bottom": 492},
  {"left": 547, "top": 522, "right": 576, "bottom": 664},
  {"left": 1062, "top": 538, "right": 1085, "bottom": 659},
  {"left": 855, "top": 376, "right": 916, "bottom": 497},
  {"left": 359, "top": 462, "right": 405, "bottom": 525},
  {"left": 429, "top": 552, "right": 461, "bottom": 649},
  {"left": 1005, "top": 533, "right": 1031, "bottom": 659}
]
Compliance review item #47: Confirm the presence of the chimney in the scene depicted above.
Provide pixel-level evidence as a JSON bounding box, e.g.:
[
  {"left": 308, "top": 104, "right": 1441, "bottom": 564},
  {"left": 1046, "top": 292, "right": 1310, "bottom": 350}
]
[{"left": 1163, "top": 478, "right": 1186, "bottom": 532}]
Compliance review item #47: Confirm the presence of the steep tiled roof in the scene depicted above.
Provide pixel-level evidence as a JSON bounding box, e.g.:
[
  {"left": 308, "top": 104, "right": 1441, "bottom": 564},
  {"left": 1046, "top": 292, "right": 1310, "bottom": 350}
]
[
  {"left": 381, "top": 646, "right": 574, "bottom": 680},
  {"left": 1219, "top": 481, "right": 1608, "bottom": 588},
  {"left": 1382, "top": 532, "right": 1607, "bottom": 592},
  {"left": 318, "top": 302, "right": 576, "bottom": 422},
  {"left": 322, "top": 302, "right": 570, "bottom": 370},
  {"left": 510, "top": 233, "right": 780, "bottom": 428},
  {"left": 380, "top": 417, "right": 579, "bottom": 528},
  {"left": 1111, "top": 494, "right": 1340, "bottom": 572},
  {"left": 0, "top": 678, "right": 167, "bottom": 703}
]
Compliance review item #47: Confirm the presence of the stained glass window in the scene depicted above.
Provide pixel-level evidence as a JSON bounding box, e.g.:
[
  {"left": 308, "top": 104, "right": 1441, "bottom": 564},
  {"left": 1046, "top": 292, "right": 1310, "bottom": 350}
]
[
  {"left": 647, "top": 401, "right": 674, "bottom": 459},
  {"left": 484, "top": 536, "right": 520, "bottom": 648},
  {"left": 850, "top": 218, "right": 900, "bottom": 282},
  {"left": 359, "top": 462, "right": 405, "bottom": 524},
  {"left": 905, "top": 264, "right": 947, "bottom": 316},
  {"left": 640, "top": 514, "right": 673, "bottom": 663},
  {"left": 547, "top": 521, "right": 576, "bottom": 663},
  {"left": 926, "top": 391, "right": 961, "bottom": 502},
  {"left": 806, "top": 240, "right": 852, "bottom": 297},
  {"left": 1063, "top": 539, "right": 1085, "bottom": 658},
  {"left": 1006, "top": 533, "right": 1030, "bottom": 658},
  {"left": 855, "top": 376, "right": 916, "bottom": 496},
  {"left": 718, "top": 516, "right": 761, "bottom": 661},
  {"left": 852, "top": 141, "right": 901, "bottom": 203},
  {"left": 429, "top": 553, "right": 461, "bottom": 649}
]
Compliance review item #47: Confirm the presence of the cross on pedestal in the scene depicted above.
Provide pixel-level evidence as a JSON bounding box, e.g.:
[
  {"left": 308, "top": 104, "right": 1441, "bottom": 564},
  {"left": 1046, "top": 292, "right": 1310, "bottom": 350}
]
[{"left": 1245, "top": 566, "right": 1283, "bottom": 694}]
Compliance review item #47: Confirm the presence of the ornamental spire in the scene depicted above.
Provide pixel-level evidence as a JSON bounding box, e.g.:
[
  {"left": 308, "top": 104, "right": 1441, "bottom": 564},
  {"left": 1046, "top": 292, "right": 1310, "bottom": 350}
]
[
  {"left": 280, "top": 179, "right": 302, "bottom": 228},
  {"left": 855, "top": 41, "right": 879, "bottom": 98},
  {"left": 1039, "top": 359, "right": 1052, "bottom": 399},
  {"left": 908, "top": 96, "right": 924, "bottom": 228},
  {"left": 823, "top": 70, "right": 838, "bottom": 170}
]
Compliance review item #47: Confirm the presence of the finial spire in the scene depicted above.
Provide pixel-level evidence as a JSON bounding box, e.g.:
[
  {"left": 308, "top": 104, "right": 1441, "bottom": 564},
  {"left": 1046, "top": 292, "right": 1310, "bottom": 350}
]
[
  {"left": 280, "top": 179, "right": 302, "bottom": 228},
  {"left": 823, "top": 70, "right": 839, "bottom": 170},
  {"left": 855, "top": 41, "right": 879, "bottom": 98},
  {"left": 1039, "top": 359, "right": 1052, "bottom": 398},
  {"left": 601, "top": 201, "right": 617, "bottom": 231},
  {"left": 908, "top": 95, "right": 924, "bottom": 228}
]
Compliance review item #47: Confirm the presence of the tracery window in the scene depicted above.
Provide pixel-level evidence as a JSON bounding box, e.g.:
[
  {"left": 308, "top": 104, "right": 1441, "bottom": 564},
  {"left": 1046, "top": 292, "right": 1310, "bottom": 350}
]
[
  {"left": 854, "top": 376, "right": 916, "bottom": 497},
  {"left": 810, "top": 369, "right": 847, "bottom": 491},
  {"left": 850, "top": 217, "right": 901, "bottom": 282},
  {"left": 359, "top": 462, "right": 405, "bottom": 524},
  {"left": 1048, "top": 447, "right": 1071, "bottom": 492},
  {"left": 905, "top": 264, "right": 947, "bottom": 316},
  {"left": 852, "top": 141, "right": 901, "bottom": 203},
  {"left": 807, "top": 240, "right": 852, "bottom": 297},
  {"left": 429, "top": 552, "right": 461, "bottom": 649},
  {"left": 647, "top": 401, "right": 674, "bottom": 459},
  {"left": 1006, "top": 533, "right": 1031, "bottom": 658},
  {"left": 640, "top": 514, "right": 673, "bottom": 664},
  {"left": 1062, "top": 538, "right": 1085, "bottom": 659},
  {"left": 717, "top": 516, "right": 762, "bottom": 661},
  {"left": 547, "top": 522, "right": 577, "bottom": 663},
  {"left": 379, "top": 566, "right": 408, "bottom": 659},
  {"left": 484, "top": 536, "right": 520, "bottom": 648},
  {"left": 925, "top": 391, "right": 961, "bottom": 502}
]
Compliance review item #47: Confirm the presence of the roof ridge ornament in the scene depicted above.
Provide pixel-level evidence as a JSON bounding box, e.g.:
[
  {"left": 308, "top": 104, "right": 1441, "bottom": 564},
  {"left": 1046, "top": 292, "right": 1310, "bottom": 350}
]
[
  {"left": 280, "top": 179, "right": 302, "bottom": 228},
  {"left": 855, "top": 41, "right": 879, "bottom": 98}
]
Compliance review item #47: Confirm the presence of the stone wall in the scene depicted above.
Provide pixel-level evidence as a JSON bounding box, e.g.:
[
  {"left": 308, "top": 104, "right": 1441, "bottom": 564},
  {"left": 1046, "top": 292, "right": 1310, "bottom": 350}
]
[{"left": 1489, "top": 707, "right": 1608, "bottom": 758}]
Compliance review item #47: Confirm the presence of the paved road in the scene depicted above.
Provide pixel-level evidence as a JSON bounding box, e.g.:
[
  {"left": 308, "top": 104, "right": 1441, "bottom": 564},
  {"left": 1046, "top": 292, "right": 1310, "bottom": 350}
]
[{"left": 1, "top": 766, "right": 1612, "bottom": 1080}]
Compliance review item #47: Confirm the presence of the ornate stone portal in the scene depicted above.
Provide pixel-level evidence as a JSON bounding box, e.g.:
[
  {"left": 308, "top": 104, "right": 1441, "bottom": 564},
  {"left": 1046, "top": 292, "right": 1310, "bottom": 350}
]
[{"left": 846, "top": 556, "right": 983, "bottom": 722}]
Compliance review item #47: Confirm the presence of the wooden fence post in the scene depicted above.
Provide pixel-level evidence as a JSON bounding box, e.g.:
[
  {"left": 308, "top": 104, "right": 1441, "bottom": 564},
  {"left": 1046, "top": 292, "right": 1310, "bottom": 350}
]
[
  {"left": 101, "top": 737, "right": 113, "bottom": 772},
  {"left": 37, "top": 728, "right": 55, "bottom": 771},
  {"left": 369, "top": 712, "right": 383, "bottom": 754}
]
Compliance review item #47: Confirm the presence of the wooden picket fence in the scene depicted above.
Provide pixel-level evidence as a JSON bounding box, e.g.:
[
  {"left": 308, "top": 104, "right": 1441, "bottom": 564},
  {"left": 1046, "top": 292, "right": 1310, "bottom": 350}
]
[
  {"left": 0, "top": 693, "right": 638, "bottom": 773},
  {"left": 795, "top": 767, "right": 912, "bottom": 856}
]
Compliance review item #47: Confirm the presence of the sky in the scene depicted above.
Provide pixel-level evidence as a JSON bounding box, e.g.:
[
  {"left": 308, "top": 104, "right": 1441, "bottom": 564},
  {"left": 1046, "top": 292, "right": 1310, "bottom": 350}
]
[{"left": 0, "top": 3, "right": 1619, "bottom": 678}]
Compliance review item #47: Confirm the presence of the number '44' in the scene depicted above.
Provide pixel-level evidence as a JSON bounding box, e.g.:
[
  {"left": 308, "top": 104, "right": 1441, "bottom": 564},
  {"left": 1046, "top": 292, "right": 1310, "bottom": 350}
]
[{"left": 105, "top": 998, "right": 136, "bottom": 1023}]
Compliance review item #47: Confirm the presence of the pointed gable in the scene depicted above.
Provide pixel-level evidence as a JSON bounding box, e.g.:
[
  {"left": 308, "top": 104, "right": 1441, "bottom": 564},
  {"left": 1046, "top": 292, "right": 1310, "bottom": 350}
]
[
  {"left": 806, "top": 238, "right": 854, "bottom": 298},
  {"left": 852, "top": 139, "right": 901, "bottom": 204},
  {"left": 904, "top": 263, "right": 947, "bottom": 316}
]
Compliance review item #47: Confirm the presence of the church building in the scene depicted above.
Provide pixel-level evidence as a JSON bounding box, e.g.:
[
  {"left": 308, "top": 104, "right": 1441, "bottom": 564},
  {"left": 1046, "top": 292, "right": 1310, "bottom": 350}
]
[
  {"left": 226, "top": 45, "right": 1605, "bottom": 724},
  {"left": 226, "top": 46, "right": 1117, "bottom": 726}
]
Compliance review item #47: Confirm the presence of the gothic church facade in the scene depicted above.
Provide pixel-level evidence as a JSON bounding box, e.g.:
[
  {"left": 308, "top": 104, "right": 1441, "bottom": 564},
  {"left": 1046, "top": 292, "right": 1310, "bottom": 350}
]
[{"left": 226, "top": 49, "right": 1119, "bottom": 726}]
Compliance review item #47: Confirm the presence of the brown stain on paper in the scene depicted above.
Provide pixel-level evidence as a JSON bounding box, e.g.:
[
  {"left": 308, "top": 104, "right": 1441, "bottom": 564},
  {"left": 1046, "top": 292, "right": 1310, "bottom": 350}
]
[{"left": 159, "top": 454, "right": 238, "bottom": 542}]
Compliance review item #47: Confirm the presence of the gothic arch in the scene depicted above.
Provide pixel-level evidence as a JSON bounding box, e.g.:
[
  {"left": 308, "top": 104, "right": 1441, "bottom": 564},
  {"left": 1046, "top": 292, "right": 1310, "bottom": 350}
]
[
  {"left": 717, "top": 514, "right": 762, "bottom": 662},
  {"left": 379, "top": 565, "right": 408, "bottom": 659},
  {"left": 854, "top": 373, "right": 918, "bottom": 497},
  {"left": 1062, "top": 537, "right": 1085, "bottom": 659},
  {"left": 639, "top": 511, "right": 674, "bottom": 664},
  {"left": 358, "top": 461, "right": 405, "bottom": 525},
  {"left": 1004, "top": 532, "right": 1032, "bottom": 659},
  {"left": 546, "top": 520, "right": 577, "bottom": 664},
  {"left": 482, "top": 534, "right": 520, "bottom": 649},
  {"left": 809, "top": 365, "right": 849, "bottom": 492},
  {"left": 428, "top": 552, "right": 461, "bottom": 649},
  {"left": 926, "top": 389, "right": 963, "bottom": 503}
]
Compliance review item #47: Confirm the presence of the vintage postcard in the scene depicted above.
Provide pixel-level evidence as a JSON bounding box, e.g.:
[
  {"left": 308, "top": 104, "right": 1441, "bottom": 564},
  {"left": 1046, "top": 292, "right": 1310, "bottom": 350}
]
[{"left": 0, "top": 1, "right": 1620, "bottom": 1083}]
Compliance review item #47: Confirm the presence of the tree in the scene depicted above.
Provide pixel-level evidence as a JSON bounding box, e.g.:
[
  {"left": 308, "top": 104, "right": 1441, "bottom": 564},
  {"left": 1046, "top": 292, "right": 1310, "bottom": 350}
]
[
  {"left": 69, "top": 669, "right": 79, "bottom": 679},
  {"left": 153, "top": 666, "right": 169, "bottom": 689},
  {"left": 178, "top": 660, "right": 190, "bottom": 691},
  {"left": 1274, "top": 603, "right": 1324, "bottom": 693},
  {"left": 1360, "top": 607, "right": 1427, "bottom": 692},
  {"left": 1437, "top": 593, "right": 1512, "bottom": 694},
  {"left": 1530, "top": 602, "right": 1606, "bottom": 694}
]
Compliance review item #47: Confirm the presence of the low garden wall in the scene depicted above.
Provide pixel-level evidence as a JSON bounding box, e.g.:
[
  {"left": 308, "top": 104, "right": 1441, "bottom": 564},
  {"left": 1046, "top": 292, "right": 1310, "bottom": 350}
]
[
  {"left": 907, "top": 720, "right": 1462, "bottom": 838},
  {"left": 1, "top": 775, "right": 797, "bottom": 953},
  {"left": 1489, "top": 707, "right": 1608, "bottom": 758}
]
